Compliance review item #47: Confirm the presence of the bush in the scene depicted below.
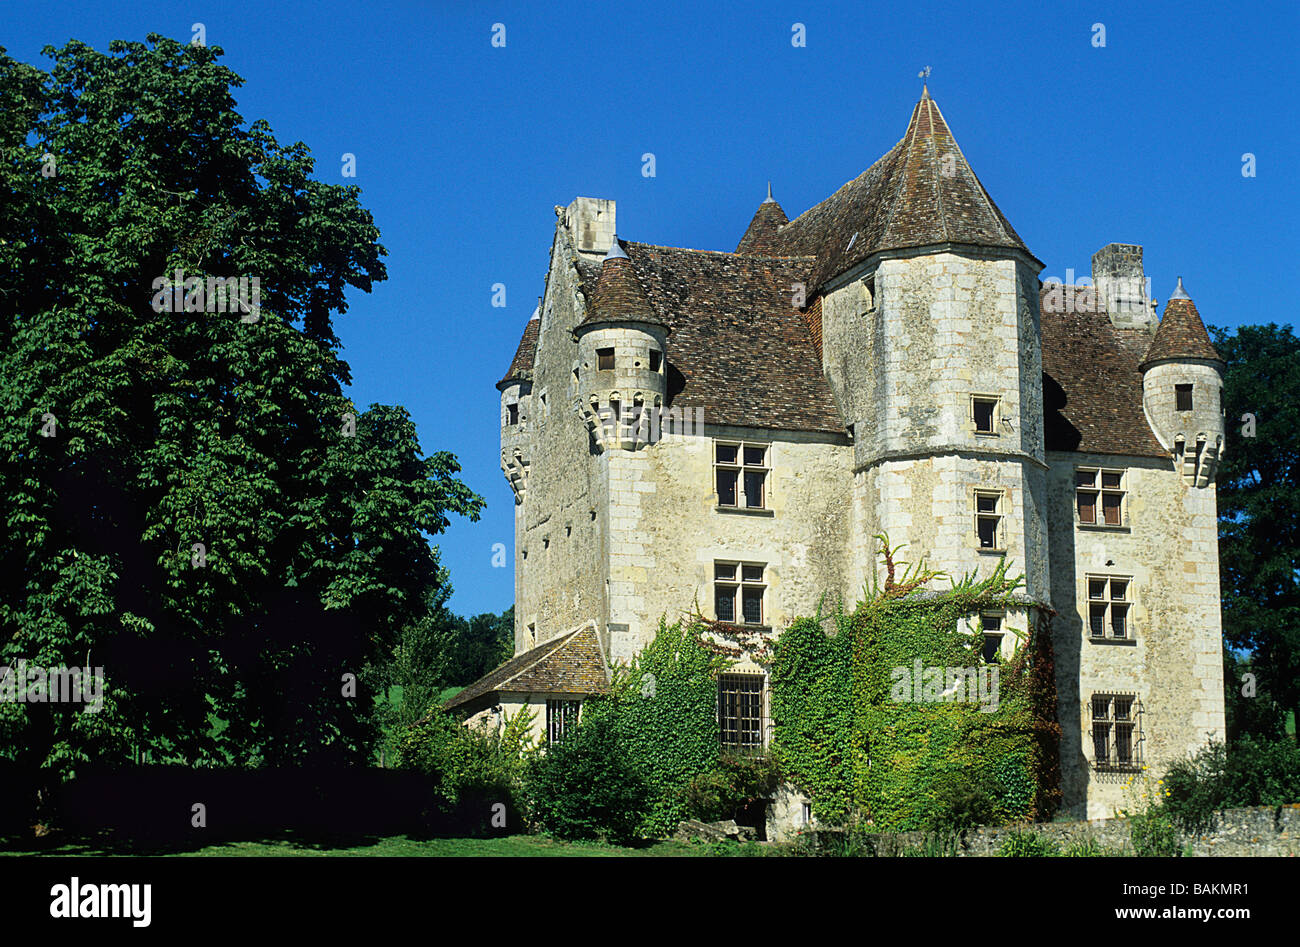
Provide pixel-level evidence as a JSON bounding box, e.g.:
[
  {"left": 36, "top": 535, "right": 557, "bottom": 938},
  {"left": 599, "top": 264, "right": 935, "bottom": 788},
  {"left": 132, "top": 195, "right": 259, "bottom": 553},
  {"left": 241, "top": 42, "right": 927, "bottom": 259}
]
[
  {"left": 997, "top": 830, "right": 1060, "bottom": 857},
  {"left": 396, "top": 706, "right": 534, "bottom": 834},
  {"left": 523, "top": 706, "right": 649, "bottom": 845},
  {"left": 1128, "top": 806, "right": 1179, "bottom": 857},
  {"left": 931, "top": 775, "right": 997, "bottom": 831},
  {"left": 683, "top": 754, "right": 782, "bottom": 827},
  {"left": 1163, "top": 737, "right": 1300, "bottom": 833}
]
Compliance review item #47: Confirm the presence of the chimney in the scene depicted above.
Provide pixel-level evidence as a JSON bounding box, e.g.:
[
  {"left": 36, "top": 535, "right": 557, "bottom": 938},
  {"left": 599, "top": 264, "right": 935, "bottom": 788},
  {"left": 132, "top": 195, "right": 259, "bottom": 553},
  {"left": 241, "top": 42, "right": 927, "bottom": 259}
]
[
  {"left": 1091, "top": 243, "right": 1155, "bottom": 328},
  {"left": 566, "top": 197, "right": 617, "bottom": 256}
]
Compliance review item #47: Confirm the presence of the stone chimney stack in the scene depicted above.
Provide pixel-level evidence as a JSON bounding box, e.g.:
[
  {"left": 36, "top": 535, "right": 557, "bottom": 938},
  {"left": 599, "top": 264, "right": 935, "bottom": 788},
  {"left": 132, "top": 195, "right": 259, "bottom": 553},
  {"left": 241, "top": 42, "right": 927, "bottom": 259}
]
[
  {"left": 1092, "top": 243, "right": 1156, "bottom": 328},
  {"left": 566, "top": 197, "right": 617, "bottom": 258}
]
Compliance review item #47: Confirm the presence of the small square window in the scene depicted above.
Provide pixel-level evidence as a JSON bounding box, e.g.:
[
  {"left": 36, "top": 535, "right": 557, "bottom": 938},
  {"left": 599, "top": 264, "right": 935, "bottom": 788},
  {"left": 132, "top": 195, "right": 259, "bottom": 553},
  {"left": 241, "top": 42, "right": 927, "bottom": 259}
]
[
  {"left": 716, "top": 444, "right": 739, "bottom": 465},
  {"left": 1176, "top": 384, "right": 1193, "bottom": 411},
  {"left": 715, "top": 563, "right": 737, "bottom": 581},
  {"left": 597, "top": 348, "right": 615, "bottom": 371}
]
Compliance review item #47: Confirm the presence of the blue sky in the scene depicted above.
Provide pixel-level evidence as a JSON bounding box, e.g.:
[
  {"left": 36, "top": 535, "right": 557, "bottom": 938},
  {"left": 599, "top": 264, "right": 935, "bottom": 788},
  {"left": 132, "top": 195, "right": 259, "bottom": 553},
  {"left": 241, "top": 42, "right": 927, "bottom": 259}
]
[{"left": 6, "top": 0, "right": 1297, "bottom": 617}]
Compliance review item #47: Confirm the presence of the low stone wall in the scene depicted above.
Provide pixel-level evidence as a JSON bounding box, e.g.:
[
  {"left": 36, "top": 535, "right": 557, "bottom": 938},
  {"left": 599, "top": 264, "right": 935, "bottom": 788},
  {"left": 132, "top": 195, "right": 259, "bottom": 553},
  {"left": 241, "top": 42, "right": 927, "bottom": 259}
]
[{"left": 801, "top": 804, "right": 1300, "bottom": 856}]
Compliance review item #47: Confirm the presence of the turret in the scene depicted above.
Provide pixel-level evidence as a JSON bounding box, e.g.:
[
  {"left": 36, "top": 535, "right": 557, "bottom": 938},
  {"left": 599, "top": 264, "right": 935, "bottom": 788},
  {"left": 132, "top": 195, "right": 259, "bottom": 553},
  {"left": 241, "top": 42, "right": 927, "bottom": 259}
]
[
  {"left": 736, "top": 183, "right": 789, "bottom": 254},
  {"left": 498, "top": 309, "right": 540, "bottom": 501},
  {"left": 572, "top": 236, "right": 669, "bottom": 451},
  {"left": 1140, "top": 278, "right": 1226, "bottom": 486}
]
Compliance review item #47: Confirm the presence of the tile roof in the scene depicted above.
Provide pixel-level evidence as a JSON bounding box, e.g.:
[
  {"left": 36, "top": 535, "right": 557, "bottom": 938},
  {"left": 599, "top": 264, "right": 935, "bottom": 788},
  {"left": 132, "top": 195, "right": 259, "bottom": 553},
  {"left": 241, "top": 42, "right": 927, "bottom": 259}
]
[
  {"left": 1040, "top": 286, "right": 1165, "bottom": 458},
  {"left": 735, "top": 199, "right": 790, "bottom": 254},
  {"left": 443, "top": 623, "right": 610, "bottom": 712},
  {"left": 762, "top": 89, "right": 1035, "bottom": 291},
  {"left": 574, "top": 242, "right": 846, "bottom": 434},
  {"left": 1141, "top": 295, "right": 1222, "bottom": 367},
  {"left": 543, "top": 95, "right": 1171, "bottom": 456},
  {"left": 497, "top": 317, "right": 539, "bottom": 389}
]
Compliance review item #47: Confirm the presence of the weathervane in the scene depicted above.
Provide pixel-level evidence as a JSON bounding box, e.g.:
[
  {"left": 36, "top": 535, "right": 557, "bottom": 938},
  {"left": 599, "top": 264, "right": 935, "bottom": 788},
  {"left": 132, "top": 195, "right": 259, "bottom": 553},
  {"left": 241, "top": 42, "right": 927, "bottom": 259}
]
[{"left": 918, "top": 65, "right": 932, "bottom": 80}]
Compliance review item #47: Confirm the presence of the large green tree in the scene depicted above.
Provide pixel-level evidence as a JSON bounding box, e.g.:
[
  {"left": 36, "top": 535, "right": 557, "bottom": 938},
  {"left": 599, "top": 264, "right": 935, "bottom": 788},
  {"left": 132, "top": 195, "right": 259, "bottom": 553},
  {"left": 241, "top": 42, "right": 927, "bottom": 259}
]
[
  {"left": 1211, "top": 323, "right": 1300, "bottom": 744},
  {"left": 0, "top": 35, "right": 483, "bottom": 803}
]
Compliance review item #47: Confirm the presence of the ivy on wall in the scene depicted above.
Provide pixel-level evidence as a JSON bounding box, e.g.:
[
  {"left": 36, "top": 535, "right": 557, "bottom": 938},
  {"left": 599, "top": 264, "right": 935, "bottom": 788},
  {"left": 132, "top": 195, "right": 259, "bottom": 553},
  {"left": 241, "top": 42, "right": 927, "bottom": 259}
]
[
  {"left": 770, "top": 537, "right": 1061, "bottom": 829},
  {"left": 581, "top": 618, "right": 726, "bottom": 837}
]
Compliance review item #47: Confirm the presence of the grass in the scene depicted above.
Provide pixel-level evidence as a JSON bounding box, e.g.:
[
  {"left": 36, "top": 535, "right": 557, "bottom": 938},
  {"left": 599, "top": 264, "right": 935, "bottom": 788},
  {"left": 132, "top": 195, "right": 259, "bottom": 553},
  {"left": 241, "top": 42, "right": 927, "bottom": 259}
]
[{"left": 0, "top": 832, "right": 711, "bottom": 858}]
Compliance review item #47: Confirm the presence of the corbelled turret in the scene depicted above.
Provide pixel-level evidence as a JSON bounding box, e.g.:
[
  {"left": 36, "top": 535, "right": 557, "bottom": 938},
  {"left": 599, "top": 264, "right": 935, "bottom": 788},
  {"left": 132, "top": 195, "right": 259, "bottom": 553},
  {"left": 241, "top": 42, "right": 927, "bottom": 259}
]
[
  {"left": 572, "top": 236, "right": 669, "bottom": 451},
  {"left": 1140, "top": 278, "right": 1226, "bottom": 486}
]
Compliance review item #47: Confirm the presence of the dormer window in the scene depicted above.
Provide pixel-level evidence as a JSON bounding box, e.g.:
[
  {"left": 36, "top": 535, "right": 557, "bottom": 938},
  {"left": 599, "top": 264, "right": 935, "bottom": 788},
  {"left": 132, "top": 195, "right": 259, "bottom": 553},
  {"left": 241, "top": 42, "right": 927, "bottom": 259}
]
[
  {"left": 1176, "top": 384, "right": 1193, "bottom": 411},
  {"left": 597, "top": 348, "right": 615, "bottom": 371}
]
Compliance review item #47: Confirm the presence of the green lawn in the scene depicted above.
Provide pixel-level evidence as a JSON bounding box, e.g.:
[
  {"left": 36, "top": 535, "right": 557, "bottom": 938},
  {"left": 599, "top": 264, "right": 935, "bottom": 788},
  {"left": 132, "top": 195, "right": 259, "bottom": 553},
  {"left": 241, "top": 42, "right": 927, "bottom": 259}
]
[{"left": 1, "top": 833, "right": 716, "bottom": 857}]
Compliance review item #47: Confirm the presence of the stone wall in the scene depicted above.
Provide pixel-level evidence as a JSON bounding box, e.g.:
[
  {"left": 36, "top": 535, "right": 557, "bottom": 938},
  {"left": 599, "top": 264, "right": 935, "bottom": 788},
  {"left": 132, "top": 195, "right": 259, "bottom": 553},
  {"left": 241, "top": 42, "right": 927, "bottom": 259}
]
[
  {"left": 799, "top": 805, "right": 1300, "bottom": 856},
  {"left": 604, "top": 424, "right": 854, "bottom": 662},
  {"left": 514, "top": 223, "right": 608, "bottom": 651},
  {"left": 1045, "top": 451, "right": 1226, "bottom": 819}
]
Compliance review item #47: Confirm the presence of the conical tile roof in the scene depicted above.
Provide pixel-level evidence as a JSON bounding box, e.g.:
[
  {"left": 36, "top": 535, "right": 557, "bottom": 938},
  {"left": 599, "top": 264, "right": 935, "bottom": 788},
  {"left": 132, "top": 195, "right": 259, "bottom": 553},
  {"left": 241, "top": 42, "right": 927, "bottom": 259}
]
[
  {"left": 736, "top": 186, "right": 790, "bottom": 253},
  {"left": 576, "top": 236, "right": 668, "bottom": 332},
  {"left": 765, "top": 88, "right": 1036, "bottom": 288},
  {"left": 1141, "top": 279, "right": 1222, "bottom": 367}
]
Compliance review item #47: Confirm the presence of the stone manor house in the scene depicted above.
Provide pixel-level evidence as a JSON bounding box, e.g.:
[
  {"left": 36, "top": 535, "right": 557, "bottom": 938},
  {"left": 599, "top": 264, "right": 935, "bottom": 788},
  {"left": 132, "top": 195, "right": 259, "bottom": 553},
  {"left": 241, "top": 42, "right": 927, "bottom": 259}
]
[{"left": 449, "top": 88, "right": 1227, "bottom": 821}]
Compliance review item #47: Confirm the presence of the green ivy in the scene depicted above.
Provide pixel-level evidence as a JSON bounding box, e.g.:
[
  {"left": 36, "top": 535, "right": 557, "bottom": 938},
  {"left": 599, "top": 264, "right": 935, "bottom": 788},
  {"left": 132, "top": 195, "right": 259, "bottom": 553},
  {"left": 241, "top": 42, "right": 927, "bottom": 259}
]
[
  {"left": 770, "top": 537, "right": 1061, "bottom": 830},
  {"left": 590, "top": 618, "right": 727, "bottom": 837}
]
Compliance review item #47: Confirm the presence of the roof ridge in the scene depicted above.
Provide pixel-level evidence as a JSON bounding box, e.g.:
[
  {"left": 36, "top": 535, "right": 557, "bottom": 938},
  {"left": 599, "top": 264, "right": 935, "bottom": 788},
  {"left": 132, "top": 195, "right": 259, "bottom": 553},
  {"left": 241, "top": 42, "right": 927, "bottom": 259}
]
[
  {"left": 875, "top": 104, "right": 921, "bottom": 250},
  {"left": 934, "top": 97, "right": 1013, "bottom": 245},
  {"left": 925, "top": 96, "right": 950, "bottom": 245},
  {"left": 627, "top": 240, "right": 813, "bottom": 259}
]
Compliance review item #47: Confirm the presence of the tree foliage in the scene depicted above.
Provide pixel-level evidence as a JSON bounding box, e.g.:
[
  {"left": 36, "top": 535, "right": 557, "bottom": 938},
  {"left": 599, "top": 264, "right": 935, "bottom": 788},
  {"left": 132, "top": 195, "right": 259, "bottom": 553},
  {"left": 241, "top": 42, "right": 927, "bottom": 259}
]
[
  {"left": 0, "top": 36, "right": 482, "bottom": 801},
  {"left": 1210, "top": 323, "right": 1300, "bottom": 743}
]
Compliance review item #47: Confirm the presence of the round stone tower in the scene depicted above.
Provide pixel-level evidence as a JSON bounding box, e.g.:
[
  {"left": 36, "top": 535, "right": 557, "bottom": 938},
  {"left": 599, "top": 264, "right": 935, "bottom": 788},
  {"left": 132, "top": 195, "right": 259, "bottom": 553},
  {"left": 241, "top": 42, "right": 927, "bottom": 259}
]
[
  {"left": 572, "top": 236, "right": 669, "bottom": 451},
  {"left": 1140, "top": 278, "right": 1226, "bottom": 487}
]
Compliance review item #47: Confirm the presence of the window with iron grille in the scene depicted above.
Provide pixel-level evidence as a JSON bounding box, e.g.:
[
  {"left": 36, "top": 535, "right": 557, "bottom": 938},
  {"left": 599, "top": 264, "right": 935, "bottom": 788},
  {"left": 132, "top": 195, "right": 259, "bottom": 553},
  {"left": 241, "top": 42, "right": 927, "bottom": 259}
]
[
  {"left": 718, "top": 674, "right": 764, "bottom": 752},
  {"left": 715, "top": 441, "right": 769, "bottom": 509},
  {"left": 1086, "top": 575, "right": 1132, "bottom": 640},
  {"left": 547, "top": 699, "right": 580, "bottom": 744},
  {"left": 715, "top": 561, "right": 765, "bottom": 625},
  {"left": 1091, "top": 694, "right": 1142, "bottom": 772},
  {"left": 1076, "top": 467, "right": 1126, "bottom": 526}
]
